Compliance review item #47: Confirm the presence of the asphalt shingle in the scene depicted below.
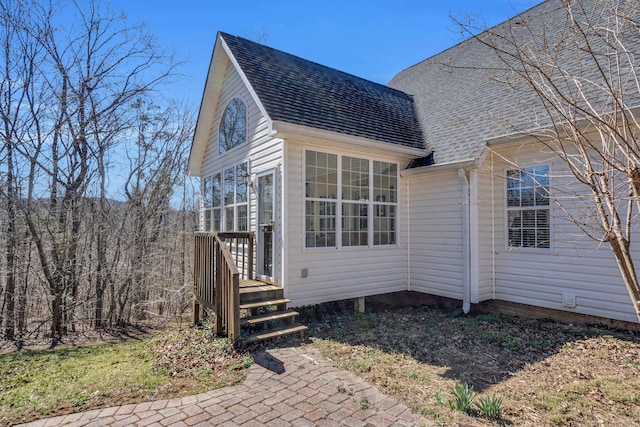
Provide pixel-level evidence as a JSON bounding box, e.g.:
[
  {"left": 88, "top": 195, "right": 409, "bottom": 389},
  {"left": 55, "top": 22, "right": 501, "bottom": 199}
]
[
  {"left": 389, "top": 0, "right": 640, "bottom": 165},
  {"left": 221, "top": 33, "right": 425, "bottom": 150}
]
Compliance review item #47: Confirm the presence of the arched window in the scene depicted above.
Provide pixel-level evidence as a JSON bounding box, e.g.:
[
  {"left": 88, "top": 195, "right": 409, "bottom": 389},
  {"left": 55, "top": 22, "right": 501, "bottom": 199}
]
[{"left": 219, "top": 97, "right": 246, "bottom": 155}]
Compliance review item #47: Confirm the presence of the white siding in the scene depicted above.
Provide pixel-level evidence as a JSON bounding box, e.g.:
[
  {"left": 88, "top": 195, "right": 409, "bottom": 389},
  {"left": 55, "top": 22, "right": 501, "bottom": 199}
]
[
  {"left": 200, "top": 61, "right": 285, "bottom": 283},
  {"left": 407, "top": 171, "right": 465, "bottom": 300},
  {"left": 476, "top": 162, "right": 497, "bottom": 302},
  {"left": 201, "top": 62, "right": 280, "bottom": 179},
  {"left": 283, "top": 141, "right": 409, "bottom": 306},
  {"left": 484, "top": 145, "right": 638, "bottom": 323}
]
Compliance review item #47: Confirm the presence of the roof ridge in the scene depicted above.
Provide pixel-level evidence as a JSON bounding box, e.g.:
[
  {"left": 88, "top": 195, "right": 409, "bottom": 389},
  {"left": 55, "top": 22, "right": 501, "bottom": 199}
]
[
  {"left": 219, "top": 32, "right": 414, "bottom": 100},
  {"left": 390, "top": 0, "right": 555, "bottom": 80},
  {"left": 219, "top": 31, "right": 425, "bottom": 150}
]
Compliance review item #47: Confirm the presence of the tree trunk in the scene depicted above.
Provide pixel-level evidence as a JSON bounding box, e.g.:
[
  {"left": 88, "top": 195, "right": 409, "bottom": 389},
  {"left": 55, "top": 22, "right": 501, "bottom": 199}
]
[
  {"left": 609, "top": 235, "right": 640, "bottom": 321},
  {"left": 16, "top": 236, "right": 31, "bottom": 341},
  {"left": 3, "top": 134, "right": 16, "bottom": 341},
  {"left": 51, "top": 290, "right": 63, "bottom": 339}
]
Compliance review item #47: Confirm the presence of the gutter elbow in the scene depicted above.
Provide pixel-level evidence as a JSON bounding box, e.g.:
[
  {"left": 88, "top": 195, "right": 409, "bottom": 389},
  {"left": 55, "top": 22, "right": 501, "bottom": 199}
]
[
  {"left": 457, "top": 167, "right": 468, "bottom": 184},
  {"left": 462, "top": 300, "right": 471, "bottom": 314}
]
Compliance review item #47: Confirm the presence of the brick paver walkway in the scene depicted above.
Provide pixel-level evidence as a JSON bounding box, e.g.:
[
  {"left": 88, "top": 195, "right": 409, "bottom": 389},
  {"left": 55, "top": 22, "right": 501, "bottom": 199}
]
[{"left": 19, "top": 345, "right": 433, "bottom": 427}]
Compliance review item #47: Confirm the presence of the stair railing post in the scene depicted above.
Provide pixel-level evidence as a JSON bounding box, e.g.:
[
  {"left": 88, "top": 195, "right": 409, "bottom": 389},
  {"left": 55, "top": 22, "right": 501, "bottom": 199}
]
[
  {"left": 193, "top": 234, "right": 199, "bottom": 324},
  {"left": 248, "top": 232, "right": 254, "bottom": 280},
  {"left": 214, "top": 236, "right": 223, "bottom": 335},
  {"left": 231, "top": 273, "right": 240, "bottom": 340}
]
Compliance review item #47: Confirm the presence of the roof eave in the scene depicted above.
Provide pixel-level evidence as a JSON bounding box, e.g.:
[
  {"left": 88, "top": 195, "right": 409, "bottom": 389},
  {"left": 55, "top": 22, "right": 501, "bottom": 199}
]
[
  {"left": 187, "top": 33, "right": 275, "bottom": 177},
  {"left": 187, "top": 34, "right": 227, "bottom": 177},
  {"left": 487, "top": 105, "right": 640, "bottom": 149},
  {"left": 271, "top": 120, "right": 427, "bottom": 157},
  {"left": 400, "top": 159, "right": 478, "bottom": 177}
]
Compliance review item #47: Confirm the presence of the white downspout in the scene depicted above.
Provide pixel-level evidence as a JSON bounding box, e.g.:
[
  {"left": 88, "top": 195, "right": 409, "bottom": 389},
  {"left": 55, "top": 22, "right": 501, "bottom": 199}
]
[
  {"left": 490, "top": 154, "right": 496, "bottom": 300},
  {"left": 458, "top": 168, "right": 471, "bottom": 314},
  {"left": 407, "top": 177, "right": 411, "bottom": 292}
]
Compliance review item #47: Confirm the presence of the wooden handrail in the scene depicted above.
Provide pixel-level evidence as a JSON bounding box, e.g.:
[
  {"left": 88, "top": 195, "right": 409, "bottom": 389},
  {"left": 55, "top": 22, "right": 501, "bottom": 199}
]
[
  {"left": 215, "top": 234, "right": 240, "bottom": 339},
  {"left": 193, "top": 232, "right": 255, "bottom": 340}
]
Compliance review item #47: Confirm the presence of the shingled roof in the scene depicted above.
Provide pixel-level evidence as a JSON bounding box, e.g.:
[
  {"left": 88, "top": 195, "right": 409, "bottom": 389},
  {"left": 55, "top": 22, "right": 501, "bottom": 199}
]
[
  {"left": 221, "top": 33, "right": 425, "bottom": 150},
  {"left": 389, "top": 0, "right": 640, "bottom": 166}
]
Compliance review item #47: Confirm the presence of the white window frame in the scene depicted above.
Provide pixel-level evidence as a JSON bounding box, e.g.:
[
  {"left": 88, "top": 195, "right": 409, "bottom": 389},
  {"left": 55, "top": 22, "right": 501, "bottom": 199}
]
[
  {"left": 304, "top": 149, "right": 398, "bottom": 250},
  {"left": 202, "top": 175, "right": 212, "bottom": 231},
  {"left": 202, "top": 162, "right": 249, "bottom": 232},
  {"left": 218, "top": 97, "right": 247, "bottom": 156},
  {"left": 304, "top": 151, "right": 338, "bottom": 248},
  {"left": 222, "top": 162, "right": 249, "bottom": 232},
  {"left": 504, "top": 164, "right": 552, "bottom": 252}
]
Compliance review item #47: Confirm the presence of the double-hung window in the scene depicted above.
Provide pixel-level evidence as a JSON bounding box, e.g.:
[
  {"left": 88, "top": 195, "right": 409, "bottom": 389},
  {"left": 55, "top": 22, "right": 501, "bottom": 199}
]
[
  {"left": 373, "top": 161, "right": 397, "bottom": 245},
  {"left": 305, "top": 151, "right": 337, "bottom": 248},
  {"left": 203, "top": 176, "right": 213, "bottom": 231},
  {"left": 223, "top": 162, "right": 248, "bottom": 231},
  {"left": 202, "top": 173, "right": 222, "bottom": 231},
  {"left": 212, "top": 173, "right": 222, "bottom": 230},
  {"left": 342, "top": 156, "right": 369, "bottom": 246},
  {"left": 202, "top": 162, "right": 247, "bottom": 232},
  {"left": 305, "top": 150, "right": 397, "bottom": 248},
  {"left": 506, "top": 165, "right": 550, "bottom": 249}
]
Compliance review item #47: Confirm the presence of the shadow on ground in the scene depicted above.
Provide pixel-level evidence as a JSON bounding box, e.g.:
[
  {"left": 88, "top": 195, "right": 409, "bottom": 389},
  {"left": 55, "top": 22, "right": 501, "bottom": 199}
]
[
  {"left": 252, "top": 349, "right": 286, "bottom": 374},
  {"left": 295, "top": 293, "right": 640, "bottom": 393}
]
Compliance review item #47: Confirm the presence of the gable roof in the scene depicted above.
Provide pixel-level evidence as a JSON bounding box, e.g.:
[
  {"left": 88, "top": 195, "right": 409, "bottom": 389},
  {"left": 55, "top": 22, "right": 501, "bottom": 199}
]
[
  {"left": 390, "top": 0, "right": 640, "bottom": 167},
  {"left": 220, "top": 32, "right": 425, "bottom": 150},
  {"left": 388, "top": 1, "right": 556, "bottom": 166}
]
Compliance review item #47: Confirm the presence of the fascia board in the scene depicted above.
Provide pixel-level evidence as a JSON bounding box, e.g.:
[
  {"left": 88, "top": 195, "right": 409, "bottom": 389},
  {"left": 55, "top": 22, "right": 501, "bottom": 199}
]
[
  {"left": 400, "top": 159, "right": 477, "bottom": 177},
  {"left": 187, "top": 34, "right": 275, "bottom": 176},
  {"left": 271, "top": 120, "right": 428, "bottom": 158},
  {"left": 187, "top": 35, "right": 227, "bottom": 176}
]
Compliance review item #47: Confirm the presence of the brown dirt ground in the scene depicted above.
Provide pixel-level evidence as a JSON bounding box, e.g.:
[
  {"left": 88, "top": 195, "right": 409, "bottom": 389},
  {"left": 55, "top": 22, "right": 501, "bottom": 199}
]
[
  {"left": 0, "top": 321, "right": 167, "bottom": 354},
  {"left": 4, "top": 303, "right": 640, "bottom": 427},
  {"left": 298, "top": 298, "right": 640, "bottom": 427}
]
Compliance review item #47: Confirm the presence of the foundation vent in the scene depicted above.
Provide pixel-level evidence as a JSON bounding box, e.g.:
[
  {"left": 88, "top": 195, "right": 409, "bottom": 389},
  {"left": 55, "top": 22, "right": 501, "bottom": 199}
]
[{"left": 562, "top": 293, "right": 576, "bottom": 308}]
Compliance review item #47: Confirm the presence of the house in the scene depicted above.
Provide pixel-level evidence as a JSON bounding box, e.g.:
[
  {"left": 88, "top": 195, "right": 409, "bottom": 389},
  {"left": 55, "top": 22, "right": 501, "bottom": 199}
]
[{"left": 187, "top": 0, "right": 640, "bottom": 335}]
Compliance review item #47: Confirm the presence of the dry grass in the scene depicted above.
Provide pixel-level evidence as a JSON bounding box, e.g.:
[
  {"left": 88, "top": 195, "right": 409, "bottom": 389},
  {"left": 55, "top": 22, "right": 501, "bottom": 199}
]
[
  {"left": 0, "top": 323, "right": 251, "bottom": 426},
  {"left": 300, "top": 299, "right": 640, "bottom": 426},
  {"left": 4, "top": 300, "right": 640, "bottom": 427}
]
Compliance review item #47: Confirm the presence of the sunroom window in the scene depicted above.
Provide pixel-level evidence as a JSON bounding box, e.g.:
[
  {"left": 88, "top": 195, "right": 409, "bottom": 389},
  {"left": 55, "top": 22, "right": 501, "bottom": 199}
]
[
  {"left": 305, "top": 150, "right": 398, "bottom": 248},
  {"left": 202, "top": 173, "right": 221, "bottom": 231},
  {"left": 305, "top": 151, "right": 337, "bottom": 248},
  {"left": 506, "top": 165, "right": 550, "bottom": 249},
  {"left": 342, "top": 156, "right": 369, "bottom": 246},
  {"left": 202, "top": 162, "right": 247, "bottom": 232},
  {"left": 223, "top": 162, "right": 249, "bottom": 231},
  {"left": 373, "top": 161, "right": 397, "bottom": 245}
]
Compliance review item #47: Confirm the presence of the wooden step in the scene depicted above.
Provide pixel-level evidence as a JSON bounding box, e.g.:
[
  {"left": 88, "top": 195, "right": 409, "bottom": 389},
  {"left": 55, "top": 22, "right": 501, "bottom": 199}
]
[
  {"left": 245, "top": 324, "right": 309, "bottom": 344},
  {"left": 239, "top": 298, "right": 290, "bottom": 310},
  {"left": 239, "top": 284, "right": 281, "bottom": 294},
  {"left": 239, "top": 284, "right": 283, "bottom": 304},
  {"left": 240, "top": 309, "right": 299, "bottom": 326}
]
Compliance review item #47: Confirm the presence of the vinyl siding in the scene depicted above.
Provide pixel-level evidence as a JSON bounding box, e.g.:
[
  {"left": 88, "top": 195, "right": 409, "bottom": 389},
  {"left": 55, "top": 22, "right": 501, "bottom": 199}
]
[
  {"left": 407, "top": 171, "right": 464, "bottom": 300},
  {"left": 283, "top": 140, "right": 409, "bottom": 307},
  {"left": 476, "top": 162, "right": 498, "bottom": 302},
  {"left": 201, "top": 62, "right": 280, "bottom": 178},
  {"left": 199, "top": 60, "right": 285, "bottom": 283},
  {"left": 485, "top": 145, "right": 639, "bottom": 323}
]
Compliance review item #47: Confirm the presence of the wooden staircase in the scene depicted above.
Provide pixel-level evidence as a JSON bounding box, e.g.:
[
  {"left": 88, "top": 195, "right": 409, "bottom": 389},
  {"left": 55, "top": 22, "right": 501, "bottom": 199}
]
[
  {"left": 239, "top": 280, "right": 308, "bottom": 344},
  {"left": 193, "top": 232, "right": 307, "bottom": 344}
]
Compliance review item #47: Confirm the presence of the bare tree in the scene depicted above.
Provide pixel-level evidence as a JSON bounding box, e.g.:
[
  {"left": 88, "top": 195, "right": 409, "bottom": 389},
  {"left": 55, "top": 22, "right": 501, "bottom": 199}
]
[
  {"left": 0, "top": 0, "right": 183, "bottom": 340},
  {"left": 0, "top": 0, "right": 44, "bottom": 341},
  {"left": 456, "top": 0, "right": 640, "bottom": 319},
  {"left": 120, "top": 100, "right": 192, "bottom": 324}
]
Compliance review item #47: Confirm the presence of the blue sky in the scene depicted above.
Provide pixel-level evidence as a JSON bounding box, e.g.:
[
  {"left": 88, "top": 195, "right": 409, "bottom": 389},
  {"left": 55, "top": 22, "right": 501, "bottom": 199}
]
[{"left": 107, "top": 0, "right": 541, "bottom": 108}]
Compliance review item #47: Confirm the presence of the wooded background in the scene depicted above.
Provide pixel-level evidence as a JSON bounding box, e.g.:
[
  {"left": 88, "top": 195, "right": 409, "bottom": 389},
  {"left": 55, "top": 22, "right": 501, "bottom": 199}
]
[{"left": 0, "top": 0, "right": 198, "bottom": 344}]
